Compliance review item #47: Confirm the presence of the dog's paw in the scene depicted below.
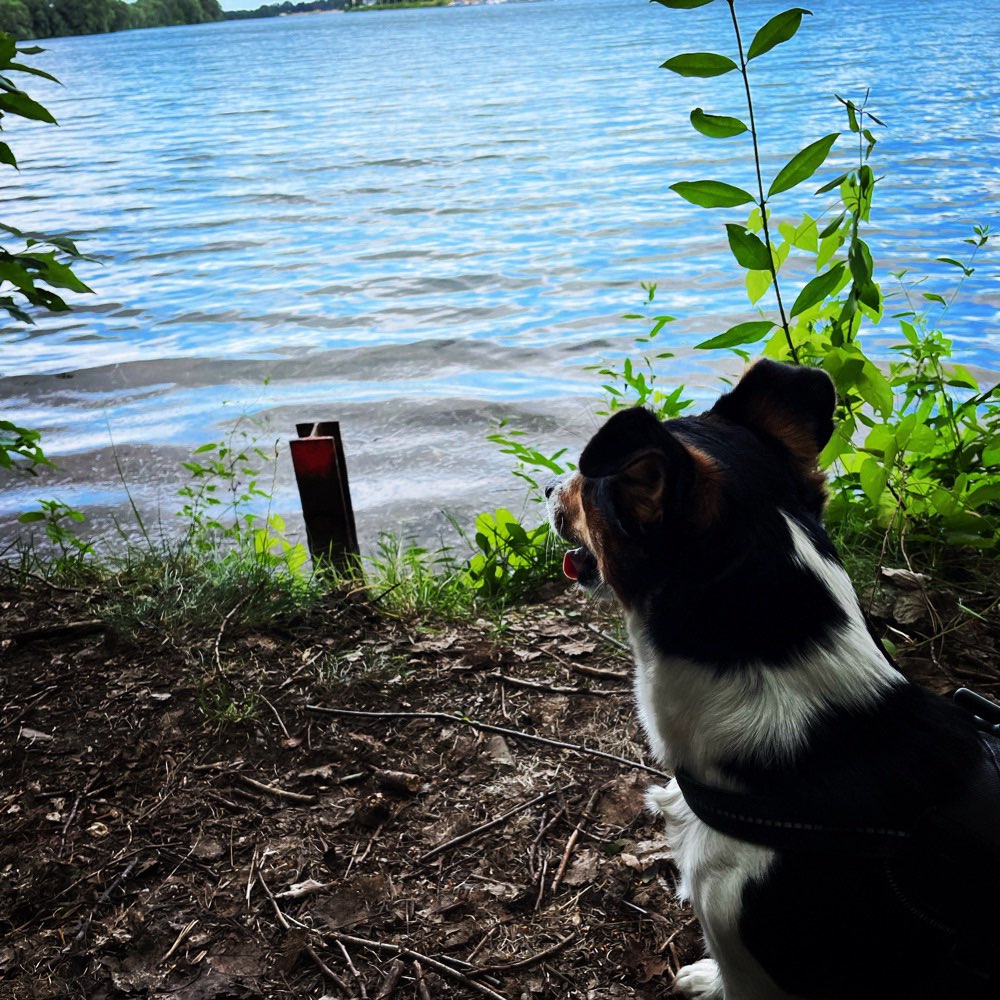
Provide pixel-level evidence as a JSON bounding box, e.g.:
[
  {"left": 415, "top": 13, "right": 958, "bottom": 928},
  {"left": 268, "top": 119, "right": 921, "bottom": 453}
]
[
  {"left": 674, "top": 958, "right": 724, "bottom": 999},
  {"left": 645, "top": 780, "right": 680, "bottom": 817}
]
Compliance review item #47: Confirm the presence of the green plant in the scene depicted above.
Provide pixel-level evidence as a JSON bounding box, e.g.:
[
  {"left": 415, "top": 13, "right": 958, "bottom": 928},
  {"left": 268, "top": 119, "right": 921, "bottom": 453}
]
[
  {"left": 197, "top": 678, "right": 260, "bottom": 727},
  {"left": 482, "top": 1, "right": 996, "bottom": 609},
  {"left": 464, "top": 508, "right": 561, "bottom": 601},
  {"left": 16, "top": 497, "right": 94, "bottom": 566},
  {"left": 0, "top": 419, "right": 50, "bottom": 470},
  {"left": 176, "top": 417, "right": 310, "bottom": 578},
  {"left": 0, "top": 32, "right": 92, "bottom": 475},
  {"left": 593, "top": 282, "right": 694, "bottom": 420},
  {"left": 829, "top": 237, "right": 999, "bottom": 552},
  {"left": 364, "top": 532, "right": 474, "bottom": 617},
  {"left": 641, "top": 0, "right": 999, "bottom": 561},
  {"left": 487, "top": 423, "right": 572, "bottom": 494}
]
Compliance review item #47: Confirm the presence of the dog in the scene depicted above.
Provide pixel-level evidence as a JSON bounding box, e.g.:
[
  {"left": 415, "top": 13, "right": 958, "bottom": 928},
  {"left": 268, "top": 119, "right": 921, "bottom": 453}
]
[{"left": 546, "top": 360, "right": 1000, "bottom": 999}]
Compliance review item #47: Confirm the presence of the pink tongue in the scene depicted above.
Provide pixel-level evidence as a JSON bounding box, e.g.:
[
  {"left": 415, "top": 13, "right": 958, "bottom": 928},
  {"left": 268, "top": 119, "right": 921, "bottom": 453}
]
[{"left": 562, "top": 551, "right": 578, "bottom": 581}]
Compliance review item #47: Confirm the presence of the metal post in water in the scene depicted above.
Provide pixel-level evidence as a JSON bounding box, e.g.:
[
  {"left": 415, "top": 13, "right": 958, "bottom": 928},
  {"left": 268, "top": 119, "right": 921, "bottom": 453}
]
[{"left": 289, "top": 421, "right": 359, "bottom": 573}]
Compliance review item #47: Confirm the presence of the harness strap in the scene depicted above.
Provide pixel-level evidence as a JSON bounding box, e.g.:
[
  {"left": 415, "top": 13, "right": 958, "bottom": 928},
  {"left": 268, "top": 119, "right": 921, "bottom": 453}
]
[
  {"left": 673, "top": 768, "right": 913, "bottom": 858},
  {"left": 675, "top": 689, "right": 1000, "bottom": 859}
]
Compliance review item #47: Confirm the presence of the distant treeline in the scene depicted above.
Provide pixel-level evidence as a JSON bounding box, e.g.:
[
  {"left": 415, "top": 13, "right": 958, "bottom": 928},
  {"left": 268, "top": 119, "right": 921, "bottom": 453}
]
[
  {"left": 223, "top": 1, "right": 348, "bottom": 20},
  {"left": 0, "top": 0, "right": 224, "bottom": 39}
]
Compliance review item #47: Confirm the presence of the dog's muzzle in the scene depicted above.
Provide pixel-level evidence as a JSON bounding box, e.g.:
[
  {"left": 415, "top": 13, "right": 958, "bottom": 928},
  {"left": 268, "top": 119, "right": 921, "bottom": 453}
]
[{"left": 546, "top": 476, "right": 598, "bottom": 585}]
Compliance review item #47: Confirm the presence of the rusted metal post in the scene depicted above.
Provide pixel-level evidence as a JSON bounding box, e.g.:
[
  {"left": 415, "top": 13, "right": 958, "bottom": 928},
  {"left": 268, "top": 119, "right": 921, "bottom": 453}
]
[{"left": 290, "top": 421, "right": 359, "bottom": 573}]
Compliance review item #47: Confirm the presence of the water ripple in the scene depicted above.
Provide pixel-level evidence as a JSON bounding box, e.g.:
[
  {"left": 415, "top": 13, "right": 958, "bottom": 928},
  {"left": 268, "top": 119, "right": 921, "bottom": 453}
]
[{"left": 0, "top": 0, "right": 997, "bottom": 542}]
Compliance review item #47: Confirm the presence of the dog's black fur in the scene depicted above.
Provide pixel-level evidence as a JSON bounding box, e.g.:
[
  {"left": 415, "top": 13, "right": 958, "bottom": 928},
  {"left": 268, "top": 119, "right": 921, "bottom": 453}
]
[{"left": 548, "top": 360, "right": 1000, "bottom": 999}]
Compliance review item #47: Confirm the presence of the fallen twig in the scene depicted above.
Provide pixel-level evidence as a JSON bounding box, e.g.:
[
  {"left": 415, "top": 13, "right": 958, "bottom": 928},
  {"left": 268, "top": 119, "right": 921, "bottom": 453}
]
[
  {"left": 236, "top": 774, "right": 317, "bottom": 804},
  {"left": 256, "top": 866, "right": 351, "bottom": 992},
  {"left": 375, "top": 959, "right": 405, "bottom": 999},
  {"left": 0, "top": 684, "right": 59, "bottom": 733},
  {"left": 417, "top": 790, "right": 553, "bottom": 864},
  {"left": 563, "top": 660, "right": 630, "bottom": 682},
  {"left": 304, "top": 706, "right": 668, "bottom": 779},
  {"left": 412, "top": 959, "right": 432, "bottom": 1000},
  {"left": 551, "top": 782, "right": 611, "bottom": 894},
  {"left": 70, "top": 859, "right": 138, "bottom": 948},
  {"left": 213, "top": 597, "right": 248, "bottom": 674},
  {"left": 335, "top": 938, "right": 368, "bottom": 999},
  {"left": 474, "top": 933, "right": 579, "bottom": 975},
  {"left": 584, "top": 622, "right": 630, "bottom": 652},
  {"left": 490, "top": 672, "right": 628, "bottom": 697},
  {"left": 330, "top": 931, "right": 508, "bottom": 1000},
  {"left": 9, "top": 619, "right": 106, "bottom": 644},
  {"left": 160, "top": 919, "right": 198, "bottom": 965}
]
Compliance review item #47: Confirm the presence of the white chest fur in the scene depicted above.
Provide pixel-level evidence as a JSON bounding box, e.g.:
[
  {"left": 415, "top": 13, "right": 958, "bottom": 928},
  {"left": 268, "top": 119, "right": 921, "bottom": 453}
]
[
  {"left": 629, "top": 514, "right": 901, "bottom": 999},
  {"left": 626, "top": 514, "right": 901, "bottom": 779}
]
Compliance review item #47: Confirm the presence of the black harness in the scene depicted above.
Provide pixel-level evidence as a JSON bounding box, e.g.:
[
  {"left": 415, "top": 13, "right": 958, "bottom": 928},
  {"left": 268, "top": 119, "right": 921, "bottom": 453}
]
[
  {"left": 674, "top": 689, "right": 1000, "bottom": 991},
  {"left": 676, "top": 688, "right": 1000, "bottom": 853}
]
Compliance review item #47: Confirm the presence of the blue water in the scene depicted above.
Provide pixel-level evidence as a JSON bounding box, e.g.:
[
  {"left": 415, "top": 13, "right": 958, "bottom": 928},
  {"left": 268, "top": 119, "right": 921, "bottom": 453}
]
[{"left": 0, "top": 0, "right": 997, "bottom": 544}]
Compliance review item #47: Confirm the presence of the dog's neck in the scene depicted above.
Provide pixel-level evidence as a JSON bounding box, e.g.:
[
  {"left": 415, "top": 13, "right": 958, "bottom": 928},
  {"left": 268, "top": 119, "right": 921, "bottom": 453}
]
[{"left": 626, "top": 513, "right": 903, "bottom": 786}]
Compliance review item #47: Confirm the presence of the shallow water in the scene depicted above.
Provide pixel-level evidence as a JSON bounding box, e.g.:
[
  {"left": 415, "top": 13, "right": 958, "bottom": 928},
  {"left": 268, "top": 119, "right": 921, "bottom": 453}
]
[{"left": 0, "top": 0, "right": 997, "bottom": 550}]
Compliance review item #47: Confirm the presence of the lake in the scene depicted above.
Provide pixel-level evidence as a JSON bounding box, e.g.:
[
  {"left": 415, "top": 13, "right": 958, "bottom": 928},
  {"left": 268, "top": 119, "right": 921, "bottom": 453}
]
[{"left": 0, "top": 0, "right": 997, "bottom": 551}]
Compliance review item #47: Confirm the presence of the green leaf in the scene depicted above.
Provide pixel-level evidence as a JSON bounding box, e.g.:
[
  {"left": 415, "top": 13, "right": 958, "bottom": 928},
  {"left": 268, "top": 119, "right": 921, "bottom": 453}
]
[
  {"left": 768, "top": 133, "right": 839, "bottom": 198},
  {"left": 725, "top": 223, "right": 771, "bottom": 270},
  {"left": 859, "top": 457, "right": 887, "bottom": 505},
  {"left": 792, "top": 215, "right": 818, "bottom": 253},
  {"left": 966, "top": 484, "right": 1000, "bottom": 509},
  {"left": 31, "top": 255, "right": 93, "bottom": 293},
  {"left": 0, "top": 89, "right": 56, "bottom": 124},
  {"left": 818, "top": 212, "right": 845, "bottom": 239},
  {"left": 816, "top": 229, "right": 843, "bottom": 270},
  {"left": 0, "top": 142, "right": 17, "bottom": 169},
  {"left": 7, "top": 62, "right": 60, "bottom": 84},
  {"left": 922, "top": 292, "right": 947, "bottom": 306},
  {"left": 747, "top": 8, "right": 811, "bottom": 61},
  {"left": 848, "top": 239, "right": 874, "bottom": 286},
  {"left": 690, "top": 108, "right": 748, "bottom": 138},
  {"left": 18, "top": 510, "right": 47, "bottom": 523},
  {"left": 696, "top": 320, "right": 774, "bottom": 350},
  {"left": 936, "top": 256, "right": 967, "bottom": 269},
  {"left": 746, "top": 267, "right": 772, "bottom": 304},
  {"left": 947, "top": 363, "right": 979, "bottom": 390},
  {"left": 651, "top": 0, "right": 715, "bottom": 6},
  {"left": 857, "top": 362, "right": 894, "bottom": 417},
  {"left": 790, "top": 263, "right": 846, "bottom": 317},
  {"left": 661, "top": 52, "right": 738, "bottom": 77},
  {"left": 815, "top": 172, "right": 848, "bottom": 196},
  {"left": 670, "top": 180, "right": 755, "bottom": 208}
]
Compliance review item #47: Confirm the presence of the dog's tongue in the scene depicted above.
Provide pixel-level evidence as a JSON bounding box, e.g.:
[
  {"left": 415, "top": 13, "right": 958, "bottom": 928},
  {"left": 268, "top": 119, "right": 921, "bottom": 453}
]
[{"left": 562, "top": 550, "right": 579, "bottom": 581}]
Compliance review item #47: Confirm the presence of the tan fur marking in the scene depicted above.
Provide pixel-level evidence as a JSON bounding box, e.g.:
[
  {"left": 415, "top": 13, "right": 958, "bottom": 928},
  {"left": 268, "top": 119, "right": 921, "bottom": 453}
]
[
  {"left": 557, "top": 472, "right": 627, "bottom": 605},
  {"left": 737, "top": 403, "right": 829, "bottom": 499},
  {"left": 685, "top": 445, "right": 723, "bottom": 527},
  {"left": 619, "top": 452, "right": 666, "bottom": 526}
]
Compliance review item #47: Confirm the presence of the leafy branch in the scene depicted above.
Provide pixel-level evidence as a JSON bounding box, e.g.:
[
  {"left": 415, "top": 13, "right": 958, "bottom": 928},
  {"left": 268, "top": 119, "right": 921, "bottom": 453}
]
[
  {"left": 0, "top": 31, "right": 93, "bottom": 473},
  {"left": 657, "top": 1, "right": 845, "bottom": 359}
]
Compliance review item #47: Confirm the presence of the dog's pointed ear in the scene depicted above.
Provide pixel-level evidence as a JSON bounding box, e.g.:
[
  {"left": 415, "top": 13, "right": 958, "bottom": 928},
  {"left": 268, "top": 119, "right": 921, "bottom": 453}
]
[
  {"left": 579, "top": 407, "right": 694, "bottom": 528},
  {"left": 579, "top": 407, "right": 675, "bottom": 478},
  {"left": 710, "top": 360, "right": 836, "bottom": 464}
]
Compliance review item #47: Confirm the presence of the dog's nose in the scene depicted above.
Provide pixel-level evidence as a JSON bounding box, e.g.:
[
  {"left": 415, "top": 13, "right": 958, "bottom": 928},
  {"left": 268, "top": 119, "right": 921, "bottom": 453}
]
[{"left": 544, "top": 479, "right": 557, "bottom": 499}]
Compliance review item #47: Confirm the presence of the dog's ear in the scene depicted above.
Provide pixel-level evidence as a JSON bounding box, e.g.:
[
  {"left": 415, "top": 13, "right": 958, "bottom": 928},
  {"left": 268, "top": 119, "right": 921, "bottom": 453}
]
[
  {"left": 579, "top": 407, "right": 675, "bottom": 478},
  {"left": 579, "top": 408, "right": 695, "bottom": 529},
  {"left": 709, "top": 359, "right": 836, "bottom": 464}
]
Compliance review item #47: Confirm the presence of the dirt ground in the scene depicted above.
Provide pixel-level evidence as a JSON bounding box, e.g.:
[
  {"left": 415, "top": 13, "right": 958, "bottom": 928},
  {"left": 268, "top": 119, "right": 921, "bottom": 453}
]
[{"left": 1, "top": 569, "right": 997, "bottom": 999}]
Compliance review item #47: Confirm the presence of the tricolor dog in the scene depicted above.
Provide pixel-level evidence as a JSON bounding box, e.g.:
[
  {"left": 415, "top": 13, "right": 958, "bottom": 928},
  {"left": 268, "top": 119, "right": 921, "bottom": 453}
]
[{"left": 546, "top": 360, "right": 1000, "bottom": 999}]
